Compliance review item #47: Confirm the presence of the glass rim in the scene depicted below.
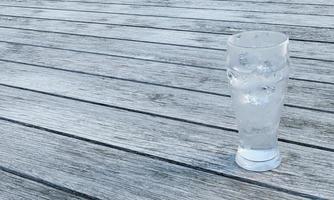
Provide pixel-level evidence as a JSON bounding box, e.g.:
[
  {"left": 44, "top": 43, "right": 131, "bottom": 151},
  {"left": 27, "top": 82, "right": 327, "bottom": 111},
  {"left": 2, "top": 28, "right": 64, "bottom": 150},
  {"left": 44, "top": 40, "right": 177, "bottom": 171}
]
[{"left": 227, "top": 31, "right": 289, "bottom": 49}]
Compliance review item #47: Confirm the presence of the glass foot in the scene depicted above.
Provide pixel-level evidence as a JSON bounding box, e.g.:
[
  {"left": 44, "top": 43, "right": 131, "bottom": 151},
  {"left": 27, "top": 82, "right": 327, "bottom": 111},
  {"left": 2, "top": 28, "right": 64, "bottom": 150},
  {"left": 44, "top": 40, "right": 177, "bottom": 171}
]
[{"left": 235, "top": 152, "right": 281, "bottom": 172}]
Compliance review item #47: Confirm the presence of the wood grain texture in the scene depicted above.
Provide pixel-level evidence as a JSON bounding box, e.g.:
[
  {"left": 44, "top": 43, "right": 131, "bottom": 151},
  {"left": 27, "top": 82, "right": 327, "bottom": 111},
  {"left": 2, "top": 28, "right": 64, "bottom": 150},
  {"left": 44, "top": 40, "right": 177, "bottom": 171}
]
[
  {"left": 0, "top": 6, "right": 333, "bottom": 43},
  {"left": 1, "top": 0, "right": 333, "bottom": 199},
  {"left": 0, "top": 41, "right": 332, "bottom": 112},
  {"left": 215, "top": 0, "right": 334, "bottom": 5},
  {"left": 0, "top": 171, "right": 84, "bottom": 200},
  {"left": 49, "top": 0, "right": 334, "bottom": 15},
  {"left": 60, "top": 0, "right": 334, "bottom": 6},
  {"left": 0, "top": 120, "right": 309, "bottom": 200},
  {"left": 0, "top": 61, "right": 332, "bottom": 149},
  {"left": 0, "top": 86, "right": 332, "bottom": 199},
  {"left": 0, "top": 1, "right": 334, "bottom": 28},
  {"left": 0, "top": 17, "right": 332, "bottom": 111},
  {"left": 0, "top": 24, "right": 333, "bottom": 85},
  {"left": 0, "top": 15, "right": 332, "bottom": 83},
  {"left": 0, "top": 14, "right": 333, "bottom": 63},
  {"left": 0, "top": 41, "right": 332, "bottom": 99}
]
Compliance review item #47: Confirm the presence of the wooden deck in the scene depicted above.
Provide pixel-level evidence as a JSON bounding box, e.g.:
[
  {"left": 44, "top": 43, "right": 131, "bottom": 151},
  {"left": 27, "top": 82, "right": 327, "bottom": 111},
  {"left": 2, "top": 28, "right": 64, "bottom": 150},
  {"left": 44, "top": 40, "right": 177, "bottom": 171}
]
[{"left": 0, "top": 0, "right": 333, "bottom": 199}]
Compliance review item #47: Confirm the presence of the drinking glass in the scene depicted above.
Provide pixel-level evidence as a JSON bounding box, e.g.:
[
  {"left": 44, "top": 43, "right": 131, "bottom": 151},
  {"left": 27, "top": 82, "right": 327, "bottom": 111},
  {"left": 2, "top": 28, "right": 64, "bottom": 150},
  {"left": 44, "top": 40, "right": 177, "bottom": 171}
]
[{"left": 226, "top": 31, "right": 289, "bottom": 171}]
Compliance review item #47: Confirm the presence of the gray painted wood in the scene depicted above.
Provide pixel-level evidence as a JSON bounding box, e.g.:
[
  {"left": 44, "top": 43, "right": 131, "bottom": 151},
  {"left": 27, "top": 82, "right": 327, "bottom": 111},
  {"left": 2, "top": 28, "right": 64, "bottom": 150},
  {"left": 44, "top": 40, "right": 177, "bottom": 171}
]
[
  {"left": 0, "top": 120, "right": 309, "bottom": 200},
  {"left": 51, "top": 0, "right": 334, "bottom": 16},
  {"left": 0, "top": 61, "right": 332, "bottom": 149},
  {"left": 0, "top": 0, "right": 334, "bottom": 28},
  {"left": 0, "top": 171, "right": 84, "bottom": 200},
  {"left": 0, "top": 86, "right": 332, "bottom": 199},
  {"left": 1, "top": 6, "right": 333, "bottom": 43}
]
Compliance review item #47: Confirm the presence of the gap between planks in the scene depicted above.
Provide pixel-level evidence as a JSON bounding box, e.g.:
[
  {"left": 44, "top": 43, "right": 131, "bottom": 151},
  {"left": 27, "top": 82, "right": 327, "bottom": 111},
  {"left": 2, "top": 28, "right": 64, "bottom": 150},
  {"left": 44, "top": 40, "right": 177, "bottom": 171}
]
[
  {"left": 1, "top": 26, "right": 332, "bottom": 63},
  {"left": 0, "top": 11, "right": 334, "bottom": 43},
  {"left": 0, "top": 55, "right": 331, "bottom": 149},
  {"left": 0, "top": 24, "right": 333, "bottom": 66},
  {"left": 56, "top": 0, "right": 334, "bottom": 6},
  {"left": 0, "top": 13, "right": 334, "bottom": 45},
  {"left": 0, "top": 5, "right": 333, "bottom": 44},
  {"left": 0, "top": 87, "right": 330, "bottom": 198},
  {"left": 0, "top": 32, "right": 332, "bottom": 83},
  {"left": 0, "top": 3, "right": 333, "bottom": 29},
  {"left": 32, "top": 1, "right": 334, "bottom": 17},
  {"left": 0, "top": 82, "right": 333, "bottom": 153},
  {"left": 0, "top": 167, "right": 98, "bottom": 200},
  {"left": 0, "top": 169, "right": 89, "bottom": 200},
  {"left": 0, "top": 116, "right": 324, "bottom": 200},
  {"left": 0, "top": 57, "right": 332, "bottom": 115}
]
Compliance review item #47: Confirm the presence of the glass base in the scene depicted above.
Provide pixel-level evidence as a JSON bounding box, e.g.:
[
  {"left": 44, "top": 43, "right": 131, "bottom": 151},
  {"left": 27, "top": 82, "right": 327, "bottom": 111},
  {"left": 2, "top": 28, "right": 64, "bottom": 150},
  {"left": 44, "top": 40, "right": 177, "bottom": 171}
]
[{"left": 235, "top": 151, "right": 281, "bottom": 172}]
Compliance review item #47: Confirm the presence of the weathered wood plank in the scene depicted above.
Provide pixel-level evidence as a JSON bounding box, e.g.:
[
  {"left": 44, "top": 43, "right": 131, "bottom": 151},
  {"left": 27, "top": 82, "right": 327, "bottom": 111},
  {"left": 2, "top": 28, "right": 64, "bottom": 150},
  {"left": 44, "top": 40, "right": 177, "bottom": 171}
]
[
  {"left": 1, "top": 1, "right": 332, "bottom": 199},
  {"left": 0, "top": 86, "right": 332, "bottom": 199},
  {"left": 1, "top": 14, "right": 334, "bottom": 64},
  {"left": 0, "top": 120, "right": 310, "bottom": 200},
  {"left": 0, "top": 41, "right": 332, "bottom": 103},
  {"left": 0, "top": 1, "right": 334, "bottom": 28},
  {"left": 0, "top": 42, "right": 332, "bottom": 113},
  {"left": 63, "top": 0, "right": 334, "bottom": 6},
  {"left": 0, "top": 6, "right": 333, "bottom": 43},
  {"left": 0, "top": 7, "right": 332, "bottom": 145},
  {"left": 54, "top": 0, "right": 334, "bottom": 16},
  {"left": 218, "top": 0, "right": 334, "bottom": 5},
  {"left": 0, "top": 25, "right": 333, "bottom": 85},
  {"left": 0, "top": 22, "right": 332, "bottom": 116},
  {"left": 0, "top": 15, "right": 333, "bottom": 82},
  {"left": 0, "top": 61, "right": 332, "bottom": 149},
  {"left": 0, "top": 171, "right": 84, "bottom": 200}
]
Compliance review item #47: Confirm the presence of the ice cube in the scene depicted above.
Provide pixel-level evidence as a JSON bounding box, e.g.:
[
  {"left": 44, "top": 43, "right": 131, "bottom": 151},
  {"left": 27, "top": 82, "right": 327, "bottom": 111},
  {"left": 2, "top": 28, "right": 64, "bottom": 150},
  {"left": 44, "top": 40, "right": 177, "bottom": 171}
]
[{"left": 256, "top": 60, "right": 273, "bottom": 75}]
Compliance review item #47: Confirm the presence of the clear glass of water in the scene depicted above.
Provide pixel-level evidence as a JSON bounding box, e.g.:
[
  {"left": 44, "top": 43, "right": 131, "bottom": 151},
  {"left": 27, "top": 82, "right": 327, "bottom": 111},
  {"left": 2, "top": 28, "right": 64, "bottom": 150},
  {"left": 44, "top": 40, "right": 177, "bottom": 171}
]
[{"left": 226, "top": 31, "right": 289, "bottom": 171}]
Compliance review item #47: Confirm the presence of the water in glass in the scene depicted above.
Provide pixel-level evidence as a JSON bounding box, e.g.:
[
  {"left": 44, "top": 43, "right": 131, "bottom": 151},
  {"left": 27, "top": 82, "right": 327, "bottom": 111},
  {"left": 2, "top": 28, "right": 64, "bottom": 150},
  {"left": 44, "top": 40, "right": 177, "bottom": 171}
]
[{"left": 227, "top": 31, "right": 289, "bottom": 171}]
